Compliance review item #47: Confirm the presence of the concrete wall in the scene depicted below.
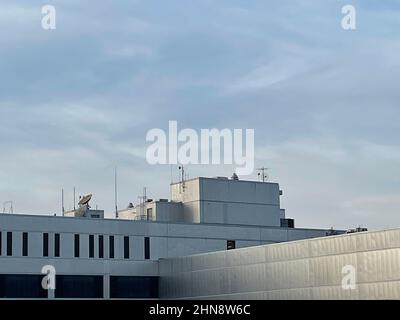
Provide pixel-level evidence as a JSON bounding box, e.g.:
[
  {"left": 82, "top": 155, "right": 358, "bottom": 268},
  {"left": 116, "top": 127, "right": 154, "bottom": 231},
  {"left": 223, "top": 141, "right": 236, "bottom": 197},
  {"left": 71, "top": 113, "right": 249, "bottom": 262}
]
[
  {"left": 199, "top": 178, "right": 280, "bottom": 205},
  {"left": 119, "top": 201, "right": 184, "bottom": 222},
  {"left": 0, "top": 214, "right": 338, "bottom": 263},
  {"left": 171, "top": 179, "right": 200, "bottom": 203},
  {"left": 171, "top": 180, "right": 201, "bottom": 223},
  {"left": 118, "top": 207, "right": 136, "bottom": 220},
  {"left": 159, "top": 229, "right": 400, "bottom": 300},
  {"left": 171, "top": 177, "right": 281, "bottom": 226},
  {"left": 154, "top": 201, "right": 183, "bottom": 222}
]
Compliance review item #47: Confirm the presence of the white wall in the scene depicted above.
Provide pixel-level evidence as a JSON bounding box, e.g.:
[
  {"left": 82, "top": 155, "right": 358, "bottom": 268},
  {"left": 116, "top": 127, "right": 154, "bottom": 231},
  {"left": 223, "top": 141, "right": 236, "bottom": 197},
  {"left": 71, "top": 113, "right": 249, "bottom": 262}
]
[
  {"left": 159, "top": 229, "right": 400, "bottom": 300},
  {"left": 171, "top": 177, "right": 282, "bottom": 226},
  {"left": 0, "top": 213, "right": 339, "bottom": 262}
]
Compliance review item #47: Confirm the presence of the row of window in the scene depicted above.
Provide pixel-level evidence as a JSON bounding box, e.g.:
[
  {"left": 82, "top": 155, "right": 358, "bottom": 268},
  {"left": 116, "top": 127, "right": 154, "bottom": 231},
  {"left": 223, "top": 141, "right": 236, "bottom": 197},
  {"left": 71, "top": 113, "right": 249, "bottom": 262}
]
[
  {"left": 0, "top": 232, "right": 151, "bottom": 260},
  {"left": 0, "top": 274, "right": 159, "bottom": 298}
]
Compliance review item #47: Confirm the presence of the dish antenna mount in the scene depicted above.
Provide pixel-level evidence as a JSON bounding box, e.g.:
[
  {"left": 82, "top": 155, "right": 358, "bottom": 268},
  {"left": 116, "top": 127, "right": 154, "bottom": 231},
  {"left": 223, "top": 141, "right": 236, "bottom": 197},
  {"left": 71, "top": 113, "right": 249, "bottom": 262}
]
[
  {"left": 257, "top": 167, "right": 269, "bottom": 182},
  {"left": 78, "top": 194, "right": 92, "bottom": 207}
]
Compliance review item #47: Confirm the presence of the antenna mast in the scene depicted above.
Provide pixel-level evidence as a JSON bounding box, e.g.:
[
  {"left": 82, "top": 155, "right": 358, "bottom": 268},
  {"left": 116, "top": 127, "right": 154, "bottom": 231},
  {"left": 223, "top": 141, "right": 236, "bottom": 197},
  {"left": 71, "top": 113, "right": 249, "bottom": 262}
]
[
  {"left": 62, "top": 188, "right": 65, "bottom": 216},
  {"left": 114, "top": 167, "right": 118, "bottom": 218},
  {"left": 137, "top": 187, "right": 147, "bottom": 220},
  {"left": 257, "top": 167, "right": 269, "bottom": 182},
  {"left": 2, "top": 201, "right": 14, "bottom": 214},
  {"left": 73, "top": 186, "right": 76, "bottom": 211},
  {"left": 178, "top": 165, "right": 185, "bottom": 192}
]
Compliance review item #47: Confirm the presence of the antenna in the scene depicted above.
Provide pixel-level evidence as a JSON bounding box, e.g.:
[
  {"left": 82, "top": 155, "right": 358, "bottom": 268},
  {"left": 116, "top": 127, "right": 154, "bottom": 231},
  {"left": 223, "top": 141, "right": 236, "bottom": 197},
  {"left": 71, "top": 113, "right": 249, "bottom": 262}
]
[
  {"left": 2, "top": 201, "right": 14, "bottom": 214},
  {"left": 114, "top": 166, "right": 118, "bottom": 218},
  {"left": 62, "top": 189, "right": 65, "bottom": 216},
  {"left": 78, "top": 194, "right": 92, "bottom": 206},
  {"left": 178, "top": 165, "right": 185, "bottom": 192},
  {"left": 73, "top": 186, "right": 76, "bottom": 211},
  {"left": 137, "top": 195, "right": 142, "bottom": 218},
  {"left": 257, "top": 167, "right": 269, "bottom": 182},
  {"left": 138, "top": 187, "right": 147, "bottom": 220}
]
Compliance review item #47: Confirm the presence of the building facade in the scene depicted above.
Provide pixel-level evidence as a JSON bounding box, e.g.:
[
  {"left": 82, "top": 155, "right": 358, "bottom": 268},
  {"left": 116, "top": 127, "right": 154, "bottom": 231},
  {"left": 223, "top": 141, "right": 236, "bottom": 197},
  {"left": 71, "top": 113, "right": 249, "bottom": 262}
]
[
  {"left": 159, "top": 228, "right": 400, "bottom": 300},
  {"left": 0, "top": 176, "right": 344, "bottom": 298}
]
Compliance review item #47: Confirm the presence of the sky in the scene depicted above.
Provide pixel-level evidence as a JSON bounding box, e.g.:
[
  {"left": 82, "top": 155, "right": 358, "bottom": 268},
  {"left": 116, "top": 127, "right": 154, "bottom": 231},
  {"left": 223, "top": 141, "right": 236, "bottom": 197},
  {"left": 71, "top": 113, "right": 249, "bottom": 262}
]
[{"left": 0, "top": 0, "right": 399, "bottom": 230}]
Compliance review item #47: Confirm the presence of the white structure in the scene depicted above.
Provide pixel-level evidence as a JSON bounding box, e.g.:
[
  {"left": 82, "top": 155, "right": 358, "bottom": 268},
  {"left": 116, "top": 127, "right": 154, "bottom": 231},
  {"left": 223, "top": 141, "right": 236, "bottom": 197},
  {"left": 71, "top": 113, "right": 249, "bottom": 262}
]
[
  {"left": 119, "top": 177, "right": 289, "bottom": 227},
  {"left": 0, "top": 176, "right": 344, "bottom": 299},
  {"left": 160, "top": 228, "right": 400, "bottom": 300},
  {"left": 170, "top": 177, "right": 281, "bottom": 226}
]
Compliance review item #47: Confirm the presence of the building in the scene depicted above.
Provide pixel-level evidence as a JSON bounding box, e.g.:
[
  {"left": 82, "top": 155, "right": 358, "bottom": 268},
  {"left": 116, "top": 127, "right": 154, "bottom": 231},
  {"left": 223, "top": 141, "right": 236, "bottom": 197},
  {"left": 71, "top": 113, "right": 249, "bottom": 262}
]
[
  {"left": 160, "top": 228, "right": 400, "bottom": 300},
  {"left": 118, "top": 177, "right": 294, "bottom": 227},
  {"left": 0, "top": 176, "right": 345, "bottom": 299}
]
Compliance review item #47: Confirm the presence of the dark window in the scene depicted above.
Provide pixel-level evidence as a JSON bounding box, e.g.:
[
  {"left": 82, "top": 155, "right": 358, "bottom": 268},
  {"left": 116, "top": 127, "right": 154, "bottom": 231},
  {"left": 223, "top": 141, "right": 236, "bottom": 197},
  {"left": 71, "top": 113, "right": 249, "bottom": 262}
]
[
  {"left": 110, "top": 276, "right": 158, "bottom": 298},
  {"left": 109, "top": 236, "right": 114, "bottom": 259},
  {"left": 7, "top": 232, "right": 12, "bottom": 256},
  {"left": 55, "top": 275, "right": 103, "bottom": 298},
  {"left": 43, "top": 233, "right": 49, "bottom": 257},
  {"left": 22, "top": 233, "right": 28, "bottom": 256},
  {"left": 54, "top": 233, "right": 60, "bottom": 257},
  {"left": 74, "top": 234, "right": 80, "bottom": 258},
  {"left": 0, "top": 274, "right": 48, "bottom": 298},
  {"left": 227, "top": 240, "right": 236, "bottom": 250},
  {"left": 98, "top": 235, "right": 104, "bottom": 258},
  {"left": 144, "top": 237, "right": 150, "bottom": 260},
  {"left": 89, "top": 235, "right": 94, "bottom": 258},
  {"left": 124, "top": 236, "right": 129, "bottom": 259},
  {"left": 280, "top": 218, "right": 295, "bottom": 228}
]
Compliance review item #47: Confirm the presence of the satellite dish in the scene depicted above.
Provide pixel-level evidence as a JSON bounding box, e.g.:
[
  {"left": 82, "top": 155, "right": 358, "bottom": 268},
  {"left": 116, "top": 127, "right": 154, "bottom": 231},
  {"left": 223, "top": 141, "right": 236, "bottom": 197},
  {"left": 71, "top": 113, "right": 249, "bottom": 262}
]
[{"left": 78, "top": 194, "right": 92, "bottom": 206}]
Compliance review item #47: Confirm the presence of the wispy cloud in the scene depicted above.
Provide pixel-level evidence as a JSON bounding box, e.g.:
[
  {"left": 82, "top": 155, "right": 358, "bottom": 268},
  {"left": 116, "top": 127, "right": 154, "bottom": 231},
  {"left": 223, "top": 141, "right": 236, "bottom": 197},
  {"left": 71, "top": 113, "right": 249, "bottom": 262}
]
[{"left": 0, "top": 1, "right": 399, "bottom": 229}]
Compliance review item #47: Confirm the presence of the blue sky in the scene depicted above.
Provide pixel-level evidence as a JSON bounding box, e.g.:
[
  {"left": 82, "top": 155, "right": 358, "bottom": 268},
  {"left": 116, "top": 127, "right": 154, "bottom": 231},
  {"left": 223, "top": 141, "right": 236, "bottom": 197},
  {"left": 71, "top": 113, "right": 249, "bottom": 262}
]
[{"left": 0, "top": 0, "right": 399, "bottom": 230}]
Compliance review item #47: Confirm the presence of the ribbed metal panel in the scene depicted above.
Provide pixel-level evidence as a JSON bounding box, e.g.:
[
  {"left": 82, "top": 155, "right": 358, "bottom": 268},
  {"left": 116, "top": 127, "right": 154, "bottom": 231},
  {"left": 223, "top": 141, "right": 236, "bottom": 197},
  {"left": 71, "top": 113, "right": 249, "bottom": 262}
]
[{"left": 159, "top": 229, "right": 400, "bottom": 299}]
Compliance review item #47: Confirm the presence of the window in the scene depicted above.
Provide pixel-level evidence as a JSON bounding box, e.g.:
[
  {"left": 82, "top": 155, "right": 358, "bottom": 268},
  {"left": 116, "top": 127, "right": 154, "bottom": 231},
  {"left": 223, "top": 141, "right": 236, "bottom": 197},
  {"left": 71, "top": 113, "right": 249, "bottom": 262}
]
[
  {"left": 280, "top": 218, "right": 295, "bottom": 228},
  {"left": 109, "top": 276, "right": 158, "bottom": 298},
  {"left": 43, "top": 233, "right": 49, "bottom": 257},
  {"left": 227, "top": 240, "right": 236, "bottom": 250},
  {"left": 7, "top": 232, "right": 12, "bottom": 256},
  {"left": 89, "top": 235, "right": 94, "bottom": 258},
  {"left": 123, "top": 236, "right": 129, "bottom": 259},
  {"left": 0, "top": 274, "right": 48, "bottom": 298},
  {"left": 55, "top": 275, "right": 103, "bottom": 298},
  {"left": 74, "top": 234, "right": 80, "bottom": 258},
  {"left": 144, "top": 237, "right": 150, "bottom": 260},
  {"left": 98, "top": 235, "right": 104, "bottom": 259},
  {"left": 22, "top": 232, "right": 28, "bottom": 256},
  {"left": 109, "top": 236, "right": 114, "bottom": 259},
  {"left": 54, "top": 233, "right": 60, "bottom": 257}
]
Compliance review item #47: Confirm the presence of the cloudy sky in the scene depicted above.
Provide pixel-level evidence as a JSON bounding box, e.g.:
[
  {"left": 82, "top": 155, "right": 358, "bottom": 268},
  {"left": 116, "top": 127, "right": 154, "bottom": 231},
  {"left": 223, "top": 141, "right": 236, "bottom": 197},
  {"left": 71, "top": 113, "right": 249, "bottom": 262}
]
[{"left": 0, "top": 0, "right": 399, "bottom": 230}]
